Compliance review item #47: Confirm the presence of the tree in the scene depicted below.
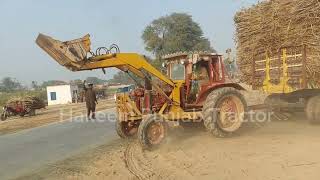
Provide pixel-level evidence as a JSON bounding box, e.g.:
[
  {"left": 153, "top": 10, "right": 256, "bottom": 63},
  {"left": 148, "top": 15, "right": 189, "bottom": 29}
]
[
  {"left": 70, "top": 79, "right": 84, "bottom": 86},
  {"left": 31, "top": 81, "right": 39, "bottom": 90},
  {"left": 108, "top": 72, "right": 134, "bottom": 85},
  {"left": 142, "top": 13, "right": 214, "bottom": 59},
  {"left": 0, "top": 77, "right": 22, "bottom": 92},
  {"left": 109, "top": 13, "right": 214, "bottom": 84},
  {"left": 41, "top": 80, "right": 68, "bottom": 88},
  {"left": 85, "top": 77, "right": 106, "bottom": 85}
]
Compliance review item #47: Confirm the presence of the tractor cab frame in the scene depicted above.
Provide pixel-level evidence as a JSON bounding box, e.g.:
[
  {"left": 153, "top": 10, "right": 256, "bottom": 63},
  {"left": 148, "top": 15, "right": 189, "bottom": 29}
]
[{"left": 163, "top": 52, "right": 243, "bottom": 108}]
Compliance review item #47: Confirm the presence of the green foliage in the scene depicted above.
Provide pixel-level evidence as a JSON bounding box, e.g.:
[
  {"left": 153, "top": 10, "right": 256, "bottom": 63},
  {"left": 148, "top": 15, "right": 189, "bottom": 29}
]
[
  {"left": 85, "top": 77, "right": 106, "bottom": 85},
  {"left": 109, "top": 13, "right": 214, "bottom": 83},
  {"left": 41, "top": 80, "right": 68, "bottom": 88},
  {"left": 70, "top": 79, "right": 84, "bottom": 86},
  {"left": 31, "top": 81, "right": 40, "bottom": 90},
  {"left": 0, "top": 77, "right": 23, "bottom": 92},
  {"left": 142, "top": 13, "right": 214, "bottom": 58},
  {"left": 108, "top": 72, "right": 134, "bottom": 85}
]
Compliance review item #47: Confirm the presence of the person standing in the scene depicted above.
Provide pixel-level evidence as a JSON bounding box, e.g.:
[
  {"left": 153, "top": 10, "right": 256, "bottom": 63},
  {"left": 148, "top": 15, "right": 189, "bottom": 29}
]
[{"left": 83, "top": 81, "right": 98, "bottom": 119}]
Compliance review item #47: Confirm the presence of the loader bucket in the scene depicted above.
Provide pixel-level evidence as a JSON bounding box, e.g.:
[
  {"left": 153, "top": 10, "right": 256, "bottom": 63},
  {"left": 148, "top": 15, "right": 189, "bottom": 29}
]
[{"left": 36, "top": 33, "right": 91, "bottom": 71}]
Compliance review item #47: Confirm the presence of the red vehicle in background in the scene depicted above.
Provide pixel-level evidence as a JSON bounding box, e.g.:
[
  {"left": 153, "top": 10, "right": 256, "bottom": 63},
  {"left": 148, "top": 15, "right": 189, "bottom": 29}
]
[{"left": 1, "top": 97, "right": 45, "bottom": 121}]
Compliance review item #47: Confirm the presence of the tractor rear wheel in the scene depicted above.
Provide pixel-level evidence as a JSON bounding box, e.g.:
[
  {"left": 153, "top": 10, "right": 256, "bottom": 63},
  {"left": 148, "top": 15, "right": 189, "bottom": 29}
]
[
  {"left": 306, "top": 96, "right": 320, "bottom": 124},
  {"left": 203, "top": 87, "right": 247, "bottom": 137},
  {"left": 138, "top": 115, "right": 168, "bottom": 149},
  {"left": 116, "top": 121, "right": 139, "bottom": 139}
]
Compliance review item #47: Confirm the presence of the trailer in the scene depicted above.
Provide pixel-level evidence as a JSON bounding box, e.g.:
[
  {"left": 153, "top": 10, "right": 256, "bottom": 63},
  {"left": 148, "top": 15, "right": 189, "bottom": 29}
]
[
  {"left": 1, "top": 96, "right": 45, "bottom": 121},
  {"left": 251, "top": 45, "right": 320, "bottom": 123}
]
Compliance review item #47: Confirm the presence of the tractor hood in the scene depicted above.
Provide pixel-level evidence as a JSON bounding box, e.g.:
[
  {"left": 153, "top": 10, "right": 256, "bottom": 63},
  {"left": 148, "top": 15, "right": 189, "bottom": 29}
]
[{"left": 36, "top": 33, "right": 91, "bottom": 71}]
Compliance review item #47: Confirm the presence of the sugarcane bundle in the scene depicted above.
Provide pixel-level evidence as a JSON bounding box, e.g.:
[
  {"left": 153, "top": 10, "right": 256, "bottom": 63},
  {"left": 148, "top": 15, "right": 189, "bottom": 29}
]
[
  {"left": 235, "top": 0, "right": 320, "bottom": 86},
  {"left": 6, "top": 96, "right": 45, "bottom": 110}
]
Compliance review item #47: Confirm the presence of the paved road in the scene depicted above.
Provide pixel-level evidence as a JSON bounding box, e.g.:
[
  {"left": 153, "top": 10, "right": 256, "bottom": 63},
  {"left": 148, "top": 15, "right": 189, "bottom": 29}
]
[{"left": 0, "top": 109, "right": 118, "bottom": 180}]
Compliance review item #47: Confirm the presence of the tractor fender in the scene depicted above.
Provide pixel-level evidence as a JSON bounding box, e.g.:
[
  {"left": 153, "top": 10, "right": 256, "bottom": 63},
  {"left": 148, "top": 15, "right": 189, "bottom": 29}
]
[{"left": 196, "top": 83, "right": 246, "bottom": 104}]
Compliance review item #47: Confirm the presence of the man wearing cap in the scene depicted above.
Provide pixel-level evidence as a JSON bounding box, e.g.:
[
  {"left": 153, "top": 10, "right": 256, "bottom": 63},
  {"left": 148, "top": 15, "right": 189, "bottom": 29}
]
[{"left": 84, "top": 80, "right": 98, "bottom": 119}]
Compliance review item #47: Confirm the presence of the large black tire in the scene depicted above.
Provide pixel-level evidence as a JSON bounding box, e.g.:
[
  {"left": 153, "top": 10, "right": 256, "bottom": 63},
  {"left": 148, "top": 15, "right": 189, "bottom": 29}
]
[
  {"left": 306, "top": 96, "right": 320, "bottom": 124},
  {"left": 138, "top": 115, "right": 168, "bottom": 150},
  {"left": 116, "top": 121, "right": 139, "bottom": 139},
  {"left": 202, "top": 87, "right": 247, "bottom": 137}
]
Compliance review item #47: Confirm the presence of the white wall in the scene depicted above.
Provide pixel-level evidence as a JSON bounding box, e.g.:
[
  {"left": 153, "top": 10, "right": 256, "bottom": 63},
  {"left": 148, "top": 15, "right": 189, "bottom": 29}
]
[{"left": 47, "top": 85, "right": 73, "bottom": 106}]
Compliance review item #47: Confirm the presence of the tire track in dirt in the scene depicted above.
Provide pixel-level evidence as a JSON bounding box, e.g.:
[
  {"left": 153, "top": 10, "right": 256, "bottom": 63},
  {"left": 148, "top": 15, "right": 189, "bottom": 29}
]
[{"left": 123, "top": 141, "right": 158, "bottom": 180}]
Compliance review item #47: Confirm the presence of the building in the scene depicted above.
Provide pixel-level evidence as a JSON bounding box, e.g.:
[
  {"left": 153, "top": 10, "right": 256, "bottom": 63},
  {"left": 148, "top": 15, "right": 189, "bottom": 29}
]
[{"left": 46, "top": 85, "right": 79, "bottom": 106}]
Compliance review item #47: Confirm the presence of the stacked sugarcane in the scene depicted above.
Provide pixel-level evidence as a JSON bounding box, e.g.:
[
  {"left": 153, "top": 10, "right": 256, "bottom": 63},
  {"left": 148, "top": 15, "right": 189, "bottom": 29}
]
[
  {"left": 6, "top": 96, "right": 45, "bottom": 110},
  {"left": 235, "top": 0, "right": 320, "bottom": 86}
]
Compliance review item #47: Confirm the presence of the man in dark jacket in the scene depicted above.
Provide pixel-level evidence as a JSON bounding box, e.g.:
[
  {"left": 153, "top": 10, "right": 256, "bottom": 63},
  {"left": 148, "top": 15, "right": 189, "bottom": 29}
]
[{"left": 84, "top": 81, "right": 98, "bottom": 119}]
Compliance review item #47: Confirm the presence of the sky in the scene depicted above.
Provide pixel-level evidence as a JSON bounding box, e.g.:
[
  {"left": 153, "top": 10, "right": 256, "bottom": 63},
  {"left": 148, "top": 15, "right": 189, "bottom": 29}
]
[{"left": 0, "top": 0, "right": 258, "bottom": 85}]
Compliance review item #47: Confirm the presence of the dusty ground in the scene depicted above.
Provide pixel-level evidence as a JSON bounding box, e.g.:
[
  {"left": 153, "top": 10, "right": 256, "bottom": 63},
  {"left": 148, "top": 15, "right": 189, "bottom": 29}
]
[
  {"left": 12, "top": 90, "right": 320, "bottom": 180},
  {"left": 18, "top": 113, "right": 320, "bottom": 180},
  {"left": 0, "top": 99, "right": 115, "bottom": 135}
]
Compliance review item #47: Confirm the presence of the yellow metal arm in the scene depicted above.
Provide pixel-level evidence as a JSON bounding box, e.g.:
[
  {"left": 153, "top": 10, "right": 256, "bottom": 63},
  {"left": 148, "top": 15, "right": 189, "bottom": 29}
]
[
  {"left": 35, "top": 33, "right": 174, "bottom": 87},
  {"left": 36, "top": 33, "right": 185, "bottom": 112},
  {"left": 83, "top": 53, "right": 176, "bottom": 105},
  {"left": 81, "top": 53, "right": 174, "bottom": 87}
]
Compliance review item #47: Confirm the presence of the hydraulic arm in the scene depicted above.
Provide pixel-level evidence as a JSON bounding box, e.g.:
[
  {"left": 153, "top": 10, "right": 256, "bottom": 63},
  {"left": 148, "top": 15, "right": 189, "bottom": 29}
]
[
  {"left": 36, "top": 34, "right": 173, "bottom": 86},
  {"left": 36, "top": 33, "right": 176, "bottom": 104}
]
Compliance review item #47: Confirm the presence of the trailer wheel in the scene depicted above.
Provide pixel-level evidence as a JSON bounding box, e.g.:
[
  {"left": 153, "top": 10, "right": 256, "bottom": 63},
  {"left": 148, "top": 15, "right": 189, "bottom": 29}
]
[
  {"left": 19, "top": 112, "right": 25, "bottom": 117},
  {"left": 138, "top": 115, "right": 168, "bottom": 150},
  {"left": 306, "top": 96, "right": 320, "bottom": 124},
  {"left": 203, "top": 87, "right": 247, "bottom": 137},
  {"left": 1, "top": 113, "right": 7, "bottom": 121},
  {"left": 116, "top": 121, "right": 139, "bottom": 139},
  {"left": 29, "top": 109, "right": 36, "bottom": 116}
]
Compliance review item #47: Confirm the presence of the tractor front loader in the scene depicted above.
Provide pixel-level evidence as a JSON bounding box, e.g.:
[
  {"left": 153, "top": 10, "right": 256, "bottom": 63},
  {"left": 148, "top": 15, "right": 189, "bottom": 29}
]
[{"left": 36, "top": 34, "right": 247, "bottom": 149}]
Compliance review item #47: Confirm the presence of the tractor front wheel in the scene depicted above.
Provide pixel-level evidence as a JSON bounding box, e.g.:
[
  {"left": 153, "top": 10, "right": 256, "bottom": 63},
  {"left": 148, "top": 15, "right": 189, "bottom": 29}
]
[
  {"left": 138, "top": 115, "right": 168, "bottom": 150},
  {"left": 203, "top": 87, "right": 247, "bottom": 137},
  {"left": 305, "top": 96, "right": 320, "bottom": 124},
  {"left": 116, "top": 121, "right": 139, "bottom": 139}
]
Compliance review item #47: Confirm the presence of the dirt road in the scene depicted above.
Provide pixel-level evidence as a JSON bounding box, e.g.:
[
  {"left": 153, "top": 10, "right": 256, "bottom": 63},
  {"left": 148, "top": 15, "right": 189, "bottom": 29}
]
[
  {"left": 18, "top": 113, "right": 320, "bottom": 180},
  {"left": 0, "top": 99, "right": 115, "bottom": 135},
  {"left": 0, "top": 108, "right": 118, "bottom": 180}
]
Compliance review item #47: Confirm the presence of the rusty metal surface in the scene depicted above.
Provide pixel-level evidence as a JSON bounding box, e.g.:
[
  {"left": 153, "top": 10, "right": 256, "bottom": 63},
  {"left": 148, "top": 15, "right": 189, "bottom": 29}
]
[
  {"left": 162, "top": 51, "right": 221, "bottom": 63},
  {"left": 36, "top": 33, "right": 90, "bottom": 71}
]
